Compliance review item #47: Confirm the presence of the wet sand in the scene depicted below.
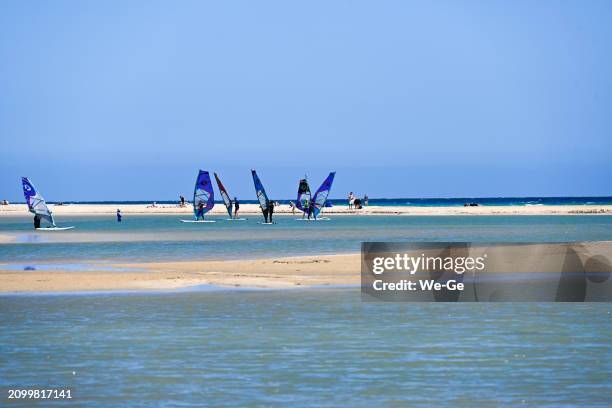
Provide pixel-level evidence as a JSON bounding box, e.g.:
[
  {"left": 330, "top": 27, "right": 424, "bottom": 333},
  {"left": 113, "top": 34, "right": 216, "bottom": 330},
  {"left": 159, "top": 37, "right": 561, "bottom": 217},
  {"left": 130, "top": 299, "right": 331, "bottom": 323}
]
[
  {"left": 0, "top": 254, "right": 361, "bottom": 293},
  {"left": 2, "top": 241, "right": 611, "bottom": 293}
]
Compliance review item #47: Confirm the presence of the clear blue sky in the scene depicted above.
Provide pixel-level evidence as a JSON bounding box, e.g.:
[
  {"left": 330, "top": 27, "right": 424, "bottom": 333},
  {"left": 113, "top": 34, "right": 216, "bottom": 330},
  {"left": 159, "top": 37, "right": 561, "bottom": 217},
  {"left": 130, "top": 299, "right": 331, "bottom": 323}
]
[{"left": 1, "top": 1, "right": 611, "bottom": 201}]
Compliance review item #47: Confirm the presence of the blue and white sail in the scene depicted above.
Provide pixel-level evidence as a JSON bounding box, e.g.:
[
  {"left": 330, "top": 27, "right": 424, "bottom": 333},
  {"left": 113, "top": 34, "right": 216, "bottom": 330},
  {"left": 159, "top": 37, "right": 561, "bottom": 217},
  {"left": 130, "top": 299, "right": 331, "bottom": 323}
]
[
  {"left": 311, "top": 172, "right": 336, "bottom": 217},
  {"left": 21, "top": 177, "right": 56, "bottom": 227},
  {"left": 193, "top": 170, "right": 215, "bottom": 220},
  {"left": 251, "top": 170, "right": 269, "bottom": 217}
]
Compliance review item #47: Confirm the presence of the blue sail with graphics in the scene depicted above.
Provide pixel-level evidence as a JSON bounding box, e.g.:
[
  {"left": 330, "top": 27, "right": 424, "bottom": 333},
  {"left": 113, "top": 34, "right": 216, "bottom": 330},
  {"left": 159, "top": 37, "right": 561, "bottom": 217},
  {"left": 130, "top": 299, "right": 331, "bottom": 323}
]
[
  {"left": 251, "top": 170, "right": 269, "bottom": 218},
  {"left": 193, "top": 170, "right": 215, "bottom": 219},
  {"left": 21, "top": 177, "right": 56, "bottom": 226},
  {"left": 296, "top": 178, "right": 311, "bottom": 213},
  {"left": 311, "top": 172, "right": 336, "bottom": 217}
]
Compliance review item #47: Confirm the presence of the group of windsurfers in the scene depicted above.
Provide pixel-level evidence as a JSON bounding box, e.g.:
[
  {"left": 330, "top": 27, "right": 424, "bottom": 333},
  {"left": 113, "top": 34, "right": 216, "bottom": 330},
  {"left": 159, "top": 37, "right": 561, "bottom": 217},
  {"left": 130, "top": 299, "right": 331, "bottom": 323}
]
[
  {"left": 301, "top": 200, "right": 317, "bottom": 220},
  {"left": 23, "top": 171, "right": 334, "bottom": 228}
]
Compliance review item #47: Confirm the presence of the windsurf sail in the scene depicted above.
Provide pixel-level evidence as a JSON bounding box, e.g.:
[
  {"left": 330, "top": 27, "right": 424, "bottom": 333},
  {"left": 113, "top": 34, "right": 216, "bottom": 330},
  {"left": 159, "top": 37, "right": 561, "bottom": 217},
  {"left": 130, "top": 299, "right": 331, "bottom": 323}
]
[
  {"left": 312, "top": 172, "right": 336, "bottom": 217},
  {"left": 21, "top": 177, "right": 56, "bottom": 226},
  {"left": 193, "top": 170, "right": 214, "bottom": 220},
  {"left": 296, "top": 178, "right": 311, "bottom": 213},
  {"left": 251, "top": 170, "right": 269, "bottom": 216},
  {"left": 214, "top": 172, "right": 233, "bottom": 218}
]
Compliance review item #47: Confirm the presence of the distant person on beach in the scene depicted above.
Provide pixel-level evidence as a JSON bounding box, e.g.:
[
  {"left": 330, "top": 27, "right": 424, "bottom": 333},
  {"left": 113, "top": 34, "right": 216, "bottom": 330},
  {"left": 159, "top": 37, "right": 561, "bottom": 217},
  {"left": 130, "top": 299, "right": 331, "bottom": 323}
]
[
  {"left": 348, "top": 192, "right": 355, "bottom": 209},
  {"left": 34, "top": 214, "right": 41, "bottom": 229},
  {"left": 196, "top": 202, "right": 205, "bottom": 220},
  {"left": 289, "top": 201, "right": 296, "bottom": 215},
  {"left": 147, "top": 202, "right": 157, "bottom": 208},
  {"left": 354, "top": 198, "right": 362, "bottom": 209},
  {"left": 1, "top": 199, "right": 8, "bottom": 205},
  {"left": 364, "top": 195, "right": 369, "bottom": 206},
  {"left": 116, "top": 209, "right": 122, "bottom": 222},
  {"left": 233, "top": 197, "right": 240, "bottom": 219},
  {"left": 180, "top": 195, "right": 185, "bottom": 207}
]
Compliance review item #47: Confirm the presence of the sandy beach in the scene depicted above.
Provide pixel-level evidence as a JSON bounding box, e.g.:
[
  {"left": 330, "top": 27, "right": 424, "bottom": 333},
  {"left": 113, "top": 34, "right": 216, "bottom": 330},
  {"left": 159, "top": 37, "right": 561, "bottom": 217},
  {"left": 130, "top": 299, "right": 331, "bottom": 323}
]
[
  {"left": 1, "top": 203, "right": 611, "bottom": 293},
  {"left": 1, "top": 203, "right": 611, "bottom": 216},
  {"left": 2, "top": 241, "right": 611, "bottom": 293}
]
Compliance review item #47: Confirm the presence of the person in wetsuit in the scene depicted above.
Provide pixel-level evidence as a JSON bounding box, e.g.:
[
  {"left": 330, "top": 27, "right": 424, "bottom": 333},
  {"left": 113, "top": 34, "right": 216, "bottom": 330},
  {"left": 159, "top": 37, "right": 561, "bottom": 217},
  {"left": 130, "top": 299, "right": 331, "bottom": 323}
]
[
  {"left": 233, "top": 197, "right": 240, "bottom": 219},
  {"left": 116, "top": 209, "right": 122, "bottom": 222},
  {"left": 308, "top": 201, "right": 317, "bottom": 220},
  {"left": 33, "top": 214, "right": 41, "bottom": 229},
  {"left": 196, "top": 202, "right": 205, "bottom": 220},
  {"left": 268, "top": 200, "right": 275, "bottom": 223}
]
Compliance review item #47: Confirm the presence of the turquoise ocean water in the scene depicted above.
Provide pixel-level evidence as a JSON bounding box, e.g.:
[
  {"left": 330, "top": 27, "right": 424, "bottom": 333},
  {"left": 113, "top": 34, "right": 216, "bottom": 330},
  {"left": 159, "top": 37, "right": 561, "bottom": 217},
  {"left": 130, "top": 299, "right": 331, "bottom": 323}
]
[
  {"left": 1, "top": 215, "right": 612, "bottom": 406},
  {"left": 1, "top": 291, "right": 611, "bottom": 406},
  {"left": 22, "top": 195, "right": 612, "bottom": 206},
  {"left": 1, "top": 214, "right": 612, "bottom": 263}
]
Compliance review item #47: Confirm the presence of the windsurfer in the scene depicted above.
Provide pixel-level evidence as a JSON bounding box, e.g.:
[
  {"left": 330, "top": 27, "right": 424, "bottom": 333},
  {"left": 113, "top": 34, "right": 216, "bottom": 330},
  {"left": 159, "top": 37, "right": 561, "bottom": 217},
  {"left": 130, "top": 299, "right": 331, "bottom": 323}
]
[
  {"left": 196, "top": 202, "right": 205, "bottom": 220},
  {"left": 34, "top": 214, "right": 41, "bottom": 229},
  {"left": 233, "top": 197, "right": 240, "bottom": 219},
  {"left": 268, "top": 200, "right": 275, "bottom": 223},
  {"left": 309, "top": 202, "right": 317, "bottom": 220}
]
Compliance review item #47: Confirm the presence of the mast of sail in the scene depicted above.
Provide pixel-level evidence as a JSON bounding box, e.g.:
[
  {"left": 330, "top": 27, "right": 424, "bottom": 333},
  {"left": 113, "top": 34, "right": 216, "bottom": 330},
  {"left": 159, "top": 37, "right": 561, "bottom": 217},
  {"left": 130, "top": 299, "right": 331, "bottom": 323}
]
[
  {"left": 214, "top": 172, "right": 233, "bottom": 218},
  {"left": 193, "top": 170, "right": 215, "bottom": 219},
  {"left": 251, "top": 170, "right": 269, "bottom": 217},
  {"left": 296, "top": 178, "right": 311, "bottom": 213},
  {"left": 311, "top": 172, "right": 336, "bottom": 217},
  {"left": 21, "top": 177, "right": 56, "bottom": 227}
]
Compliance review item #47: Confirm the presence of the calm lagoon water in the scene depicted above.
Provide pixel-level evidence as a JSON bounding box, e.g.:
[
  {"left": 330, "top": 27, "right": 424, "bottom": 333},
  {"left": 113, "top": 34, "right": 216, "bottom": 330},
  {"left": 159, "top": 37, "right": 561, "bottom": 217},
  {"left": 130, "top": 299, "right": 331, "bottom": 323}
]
[
  {"left": 1, "top": 214, "right": 612, "bottom": 263},
  {"left": 1, "top": 215, "right": 611, "bottom": 406},
  {"left": 1, "top": 289, "right": 611, "bottom": 406}
]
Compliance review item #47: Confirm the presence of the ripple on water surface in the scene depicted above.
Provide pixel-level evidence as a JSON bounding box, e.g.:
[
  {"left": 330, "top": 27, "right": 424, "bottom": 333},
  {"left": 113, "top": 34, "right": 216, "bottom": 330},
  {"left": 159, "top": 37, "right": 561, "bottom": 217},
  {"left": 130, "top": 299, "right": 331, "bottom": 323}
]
[{"left": 0, "top": 289, "right": 611, "bottom": 406}]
